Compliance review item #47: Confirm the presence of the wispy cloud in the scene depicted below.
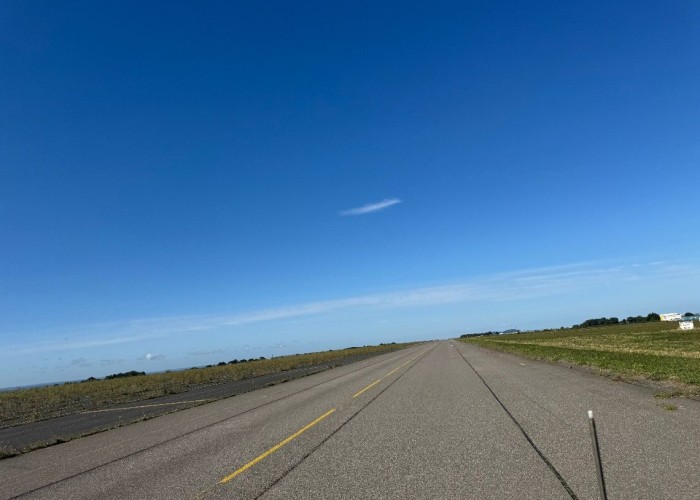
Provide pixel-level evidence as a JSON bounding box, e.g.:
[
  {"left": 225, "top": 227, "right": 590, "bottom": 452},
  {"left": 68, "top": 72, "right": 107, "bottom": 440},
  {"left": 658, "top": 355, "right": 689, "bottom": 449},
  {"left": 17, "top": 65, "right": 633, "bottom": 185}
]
[
  {"left": 3, "top": 260, "right": 699, "bottom": 356},
  {"left": 340, "top": 198, "right": 401, "bottom": 216}
]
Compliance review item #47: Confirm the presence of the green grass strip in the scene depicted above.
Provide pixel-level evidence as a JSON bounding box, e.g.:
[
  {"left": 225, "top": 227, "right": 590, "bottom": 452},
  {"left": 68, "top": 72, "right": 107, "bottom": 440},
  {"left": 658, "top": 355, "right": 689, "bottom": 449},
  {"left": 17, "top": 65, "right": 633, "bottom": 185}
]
[{"left": 468, "top": 340, "right": 700, "bottom": 385}]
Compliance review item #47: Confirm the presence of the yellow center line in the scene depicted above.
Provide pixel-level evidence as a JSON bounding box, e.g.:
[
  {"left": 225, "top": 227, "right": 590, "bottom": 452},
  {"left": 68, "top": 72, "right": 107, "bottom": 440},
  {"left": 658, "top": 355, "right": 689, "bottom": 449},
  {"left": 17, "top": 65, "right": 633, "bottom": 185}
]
[
  {"left": 386, "top": 355, "right": 418, "bottom": 376},
  {"left": 198, "top": 346, "right": 435, "bottom": 496},
  {"left": 219, "top": 407, "right": 336, "bottom": 484},
  {"left": 352, "top": 347, "right": 430, "bottom": 398},
  {"left": 385, "top": 366, "right": 402, "bottom": 377},
  {"left": 352, "top": 379, "right": 381, "bottom": 398}
]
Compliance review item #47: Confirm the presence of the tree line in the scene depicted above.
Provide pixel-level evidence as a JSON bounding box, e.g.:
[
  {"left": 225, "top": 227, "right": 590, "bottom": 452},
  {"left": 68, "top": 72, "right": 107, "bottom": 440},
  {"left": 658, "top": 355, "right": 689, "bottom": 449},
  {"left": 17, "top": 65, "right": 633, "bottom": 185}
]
[
  {"left": 573, "top": 312, "right": 700, "bottom": 328},
  {"left": 459, "top": 331, "right": 500, "bottom": 338},
  {"left": 573, "top": 313, "right": 661, "bottom": 328},
  {"left": 104, "top": 370, "right": 146, "bottom": 380}
]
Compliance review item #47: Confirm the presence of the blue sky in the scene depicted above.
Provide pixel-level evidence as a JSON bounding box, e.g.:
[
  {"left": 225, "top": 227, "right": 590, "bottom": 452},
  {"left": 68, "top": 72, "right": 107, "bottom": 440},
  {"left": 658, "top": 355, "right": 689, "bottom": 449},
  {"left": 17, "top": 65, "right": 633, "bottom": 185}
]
[{"left": 2, "top": 1, "right": 699, "bottom": 387}]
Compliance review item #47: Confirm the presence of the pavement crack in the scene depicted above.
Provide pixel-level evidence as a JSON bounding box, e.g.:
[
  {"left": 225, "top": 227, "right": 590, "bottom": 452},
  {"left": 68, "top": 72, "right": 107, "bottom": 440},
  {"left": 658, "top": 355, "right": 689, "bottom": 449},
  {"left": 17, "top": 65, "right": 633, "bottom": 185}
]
[{"left": 454, "top": 344, "right": 580, "bottom": 500}]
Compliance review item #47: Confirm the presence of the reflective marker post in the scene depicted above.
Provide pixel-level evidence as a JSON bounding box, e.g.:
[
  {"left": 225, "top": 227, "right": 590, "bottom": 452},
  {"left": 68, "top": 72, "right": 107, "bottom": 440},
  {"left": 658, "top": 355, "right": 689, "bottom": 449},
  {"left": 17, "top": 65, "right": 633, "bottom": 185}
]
[{"left": 587, "top": 410, "right": 608, "bottom": 500}]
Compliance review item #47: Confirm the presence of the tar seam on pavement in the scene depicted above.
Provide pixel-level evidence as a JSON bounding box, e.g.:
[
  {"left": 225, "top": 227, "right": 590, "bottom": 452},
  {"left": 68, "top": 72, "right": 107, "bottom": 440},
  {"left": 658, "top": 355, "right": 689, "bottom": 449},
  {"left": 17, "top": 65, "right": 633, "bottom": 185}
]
[
  {"left": 453, "top": 345, "right": 580, "bottom": 500},
  {"left": 248, "top": 345, "right": 436, "bottom": 500},
  {"left": 6, "top": 347, "right": 421, "bottom": 500}
]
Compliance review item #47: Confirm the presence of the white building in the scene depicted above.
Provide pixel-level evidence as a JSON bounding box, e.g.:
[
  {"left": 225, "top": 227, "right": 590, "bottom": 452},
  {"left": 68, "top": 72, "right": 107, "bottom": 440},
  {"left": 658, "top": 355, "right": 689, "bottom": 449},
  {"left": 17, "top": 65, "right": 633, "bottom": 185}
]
[{"left": 660, "top": 313, "right": 683, "bottom": 321}]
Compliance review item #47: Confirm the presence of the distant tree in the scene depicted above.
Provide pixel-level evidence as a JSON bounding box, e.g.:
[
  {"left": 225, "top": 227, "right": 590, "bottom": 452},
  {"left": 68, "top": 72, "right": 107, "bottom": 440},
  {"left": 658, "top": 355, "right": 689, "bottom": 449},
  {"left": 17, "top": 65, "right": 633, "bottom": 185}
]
[
  {"left": 105, "top": 370, "right": 145, "bottom": 380},
  {"left": 684, "top": 312, "right": 695, "bottom": 318},
  {"left": 579, "top": 317, "right": 617, "bottom": 327},
  {"left": 217, "top": 361, "right": 226, "bottom": 366},
  {"left": 460, "top": 331, "right": 500, "bottom": 337},
  {"left": 579, "top": 312, "right": 661, "bottom": 327},
  {"left": 229, "top": 359, "right": 239, "bottom": 364},
  {"left": 258, "top": 356, "right": 266, "bottom": 361}
]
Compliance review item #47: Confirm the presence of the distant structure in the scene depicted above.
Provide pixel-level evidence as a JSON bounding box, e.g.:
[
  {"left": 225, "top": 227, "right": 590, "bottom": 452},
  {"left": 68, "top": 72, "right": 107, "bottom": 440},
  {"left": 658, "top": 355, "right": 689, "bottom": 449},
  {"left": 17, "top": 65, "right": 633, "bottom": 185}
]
[
  {"left": 660, "top": 313, "right": 683, "bottom": 321},
  {"left": 501, "top": 329, "right": 520, "bottom": 335},
  {"left": 679, "top": 321, "right": 695, "bottom": 330}
]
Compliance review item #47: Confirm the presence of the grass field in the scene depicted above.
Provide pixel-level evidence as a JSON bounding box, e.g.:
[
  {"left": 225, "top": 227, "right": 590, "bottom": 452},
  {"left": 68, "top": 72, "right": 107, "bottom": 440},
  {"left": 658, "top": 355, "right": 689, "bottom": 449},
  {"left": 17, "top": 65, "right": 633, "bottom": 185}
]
[
  {"left": 462, "top": 322, "right": 700, "bottom": 393},
  {"left": 0, "top": 342, "right": 414, "bottom": 428}
]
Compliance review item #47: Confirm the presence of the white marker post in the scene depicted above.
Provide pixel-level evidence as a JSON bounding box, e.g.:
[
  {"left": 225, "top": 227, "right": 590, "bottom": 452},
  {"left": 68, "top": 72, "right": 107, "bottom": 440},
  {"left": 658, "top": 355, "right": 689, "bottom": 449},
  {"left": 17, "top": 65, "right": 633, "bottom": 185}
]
[{"left": 588, "top": 410, "right": 608, "bottom": 500}]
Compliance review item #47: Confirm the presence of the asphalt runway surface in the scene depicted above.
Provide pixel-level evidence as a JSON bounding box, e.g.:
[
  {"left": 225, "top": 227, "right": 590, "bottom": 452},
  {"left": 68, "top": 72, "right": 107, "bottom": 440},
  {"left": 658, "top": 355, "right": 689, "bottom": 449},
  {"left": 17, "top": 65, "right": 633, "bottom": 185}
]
[{"left": 1, "top": 341, "right": 698, "bottom": 499}]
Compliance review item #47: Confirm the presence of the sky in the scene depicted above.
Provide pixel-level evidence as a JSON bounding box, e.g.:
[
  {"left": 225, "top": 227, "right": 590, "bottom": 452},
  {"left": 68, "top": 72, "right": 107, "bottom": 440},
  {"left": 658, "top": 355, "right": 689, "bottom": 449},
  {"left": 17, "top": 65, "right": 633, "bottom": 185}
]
[{"left": 1, "top": 1, "right": 699, "bottom": 387}]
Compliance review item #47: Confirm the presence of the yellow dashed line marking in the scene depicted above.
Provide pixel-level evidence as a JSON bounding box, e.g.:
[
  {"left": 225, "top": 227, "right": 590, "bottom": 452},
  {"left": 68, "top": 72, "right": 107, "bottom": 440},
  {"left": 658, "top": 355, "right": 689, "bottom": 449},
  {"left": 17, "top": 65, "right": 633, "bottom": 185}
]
[
  {"left": 351, "top": 348, "right": 429, "bottom": 398},
  {"left": 352, "top": 379, "right": 381, "bottom": 398},
  {"left": 214, "top": 346, "right": 432, "bottom": 488},
  {"left": 219, "top": 407, "right": 336, "bottom": 484},
  {"left": 385, "top": 365, "right": 402, "bottom": 377}
]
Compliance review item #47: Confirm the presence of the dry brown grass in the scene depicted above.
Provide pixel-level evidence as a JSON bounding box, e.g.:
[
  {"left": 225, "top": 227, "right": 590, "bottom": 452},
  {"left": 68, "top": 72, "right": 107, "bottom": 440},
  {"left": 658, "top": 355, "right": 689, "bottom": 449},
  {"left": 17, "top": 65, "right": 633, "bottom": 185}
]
[{"left": 1, "top": 343, "right": 415, "bottom": 427}]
